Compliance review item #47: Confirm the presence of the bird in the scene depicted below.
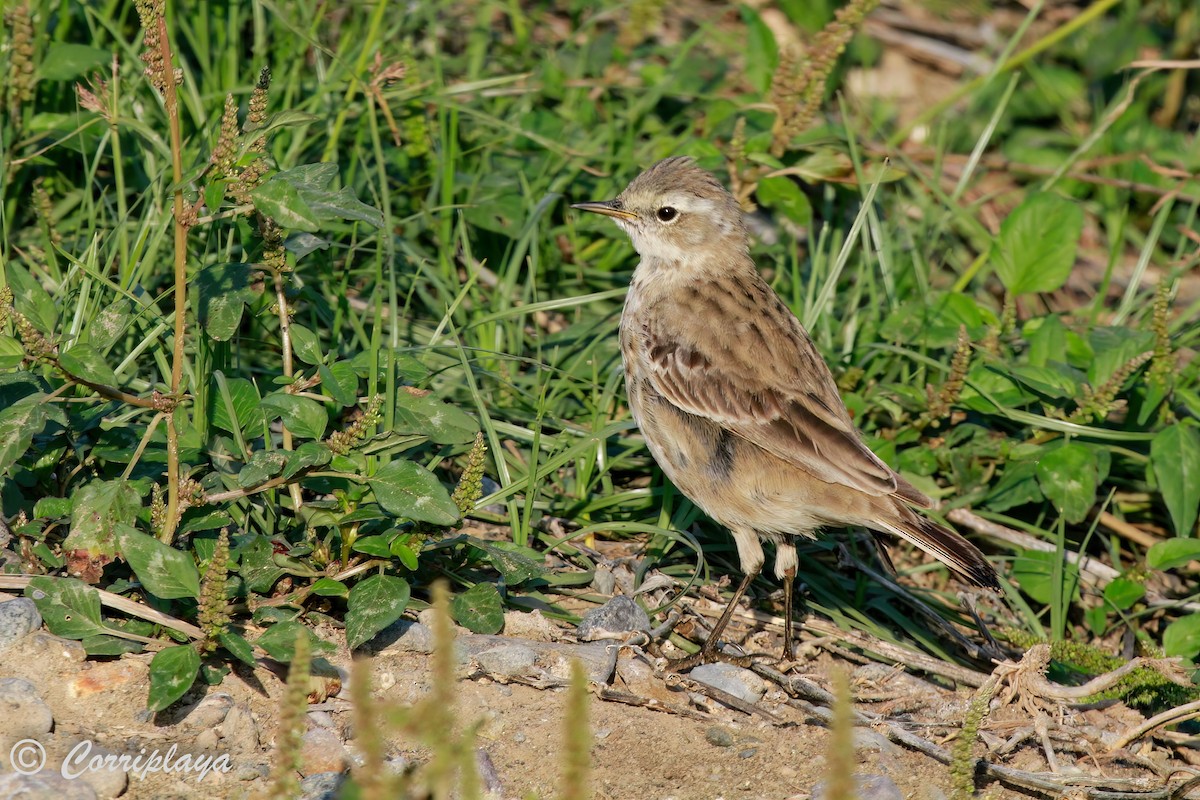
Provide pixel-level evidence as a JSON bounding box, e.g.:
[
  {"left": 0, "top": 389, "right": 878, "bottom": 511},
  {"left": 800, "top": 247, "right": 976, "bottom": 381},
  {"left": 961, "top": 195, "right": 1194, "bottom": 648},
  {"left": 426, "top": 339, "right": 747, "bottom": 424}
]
[{"left": 572, "top": 156, "right": 1000, "bottom": 669}]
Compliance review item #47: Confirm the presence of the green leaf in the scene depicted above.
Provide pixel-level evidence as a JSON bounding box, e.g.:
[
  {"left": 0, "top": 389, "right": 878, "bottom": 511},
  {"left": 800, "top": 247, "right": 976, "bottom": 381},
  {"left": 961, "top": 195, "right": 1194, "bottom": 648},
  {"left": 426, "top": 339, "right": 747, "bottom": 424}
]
[
  {"left": 452, "top": 582, "right": 504, "bottom": 634},
  {"left": 251, "top": 178, "right": 320, "bottom": 232},
  {"left": 147, "top": 645, "right": 201, "bottom": 711},
  {"left": 1102, "top": 578, "right": 1145, "bottom": 611},
  {"left": 0, "top": 399, "right": 51, "bottom": 477},
  {"left": 290, "top": 324, "right": 323, "bottom": 365},
  {"left": 6, "top": 263, "right": 56, "bottom": 333},
  {"left": 985, "top": 461, "right": 1043, "bottom": 513},
  {"left": 310, "top": 578, "right": 348, "bottom": 598},
  {"left": 38, "top": 44, "right": 111, "bottom": 80},
  {"left": 238, "top": 450, "right": 289, "bottom": 488},
  {"left": 992, "top": 193, "right": 1083, "bottom": 295},
  {"left": 64, "top": 479, "right": 141, "bottom": 558},
  {"left": 1011, "top": 550, "right": 1080, "bottom": 605},
  {"left": 82, "top": 635, "right": 144, "bottom": 656},
  {"left": 236, "top": 535, "right": 289, "bottom": 593},
  {"left": 473, "top": 540, "right": 544, "bottom": 585},
  {"left": 260, "top": 392, "right": 328, "bottom": 440},
  {"left": 738, "top": 5, "right": 779, "bottom": 94},
  {"left": 217, "top": 631, "right": 256, "bottom": 666},
  {"left": 59, "top": 344, "right": 118, "bottom": 387},
  {"left": 368, "top": 460, "right": 460, "bottom": 526},
  {"left": 282, "top": 442, "right": 332, "bottom": 480},
  {"left": 345, "top": 575, "right": 411, "bottom": 649},
  {"left": 1163, "top": 614, "right": 1200, "bottom": 659},
  {"left": 755, "top": 176, "right": 812, "bottom": 227},
  {"left": 210, "top": 374, "right": 263, "bottom": 436},
  {"left": 1035, "top": 444, "right": 1097, "bottom": 524},
  {"left": 318, "top": 361, "right": 358, "bottom": 408},
  {"left": 0, "top": 335, "right": 24, "bottom": 369},
  {"left": 255, "top": 620, "right": 336, "bottom": 662},
  {"left": 115, "top": 524, "right": 201, "bottom": 599},
  {"left": 393, "top": 391, "right": 479, "bottom": 445},
  {"left": 24, "top": 576, "right": 108, "bottom": 639},
  {"left": 195, "top": 263, "right": 265, "bottom": 341},
  {"left": 351, "top": 535, "right": 394, "bottom": 558},
  {"left": 1151, "top": 424, "right": 1200, "bottom": 536},
  {"left": 83, "top": 300, "right": 132, "bottom": 352},
  {"left": 1147, "top": 538, "right": 1200, "bottom": 570}
]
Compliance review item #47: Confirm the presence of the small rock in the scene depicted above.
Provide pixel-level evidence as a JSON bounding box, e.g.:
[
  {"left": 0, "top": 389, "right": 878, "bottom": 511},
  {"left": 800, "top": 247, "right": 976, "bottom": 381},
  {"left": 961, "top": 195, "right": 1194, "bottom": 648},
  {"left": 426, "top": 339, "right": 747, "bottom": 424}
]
[
  {"left": 0, "top": 677, "right": 54, "bottom": 738},
  {"left": 690, "top": 663, "right": 767, "bottom": 705},
  {"left": 67, "top": 660, "right": 147, "bottom": 698},
  {"left": 705, "top": 726, "right": 735, "bottom": 747},
  {"left": 217, "top": 704, "right": 260, "bottom": 753},
  {"left": 594, "top": 728, "right": 612, "bottom": 740},
  {"left": 812, "top": 774, "right": 902, "bottom": 800},
  {"left": 0, "top": 597, "right": 42, "bottom": 649},
  {"left": 8, "top": 631, "right": 87, "bottom": 663},
  {"left": 299, "top": 727, "right": 348, "bottom": 776},
  {"left": 373, "top": 620, "right": 435, "bottom": 654},
  {"left": 591, "top": 565, "right": 616, "bottom": 595},
  {"left": 502, "top": 609, "right": 559, "bottom": 641},
  {"left": 475, "top": 644, "right": 538, "bottom": 679},
  {"left": 180, "top": 692, "right": 234, "bottom": 730},
  {"left": 0, "top": 772, "right": 97, "bottom": 800},
  {"left": 307, "top": 710, "right": 336, "bottom": 729},
  {"left": 299, "top": 771, "right": 345, "bottom": 800},
  {"left": 575, "top": 596, "right": 650, "bottom": 641},
  {"left": 738, "top": 747, "right": 758, "bottom": 758},
  {"left": 68, "top": 743, "right": 129, "bottom": 800},
  {"left": 853, "top": 728, "right": 900, "bottom": 756},
  {"left": 194, "top": 728, "right": 220, "bottom": 750}
]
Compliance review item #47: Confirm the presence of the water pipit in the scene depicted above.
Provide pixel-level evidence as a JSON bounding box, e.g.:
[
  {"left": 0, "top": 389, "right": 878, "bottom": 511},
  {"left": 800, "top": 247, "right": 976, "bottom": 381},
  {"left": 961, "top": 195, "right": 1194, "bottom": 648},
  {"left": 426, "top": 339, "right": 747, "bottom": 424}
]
[{"left": 573, "top": 156, "right": 999, "bottom": 670}]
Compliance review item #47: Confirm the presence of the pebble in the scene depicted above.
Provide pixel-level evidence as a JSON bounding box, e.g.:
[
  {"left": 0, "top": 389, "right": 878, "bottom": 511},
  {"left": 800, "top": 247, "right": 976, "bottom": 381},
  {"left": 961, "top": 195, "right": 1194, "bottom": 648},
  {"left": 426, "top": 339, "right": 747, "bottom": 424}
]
[
  {"left": 0, "top": 597, "right": 42, "bottom": 649},
  {"left": 372, "top": 620, "right": 435, "bottom": 654},
  {"left": 217, "top": 704, "right": 260, "bottom": 753},
  {"left": 7, "top": 631, "right": 86, "bottom": 663},
  {"left": 0, "top": 772, "right": 97, "bottom": 800},
  {"left": 0, "top": 677, "right": 54, "bottom": 738},
  {"left": 591, "top": 566, "right": 616, "bottom": 595},
  {"left": 812, "top": 774, "right": 903, "bottom": 800},
  {"left": 299, "top": 727, "right": 348, "bottom": 776},
  {"left": 689, "top": 663, "right": 767, "bottom": 705},
  {"left": 66, "top": 742, "right": 130, "bottom": 800},
  {"left": 501, "top": 609, "right": 559, "bottom": 641},
  {"left": 475, "top": 644, "right": 538, "bottom": 679},
  {"left": 299, "top": 771, "right": 346, "bottom": 800},
  {"left": 737, "top": 747, "right": 758, "bottom": 758},
  {"left": 705, "top": 726, "right": 736, "bottom": 747},
  {"left": 575, "top": 596, "right": 650, "bottom": 641},
  {"left": 180, "top": 692, "right": 234, "bottom": 730},
  {"left": 854, "top": 728, "right": 901, "bottom": 756}
]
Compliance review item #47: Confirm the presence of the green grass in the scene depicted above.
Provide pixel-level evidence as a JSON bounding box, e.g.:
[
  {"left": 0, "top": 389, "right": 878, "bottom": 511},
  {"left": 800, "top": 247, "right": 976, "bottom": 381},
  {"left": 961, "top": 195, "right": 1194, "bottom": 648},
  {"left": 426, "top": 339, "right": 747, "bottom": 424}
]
[{"left": 1, "top": 0, "right": 1199, "bottom": 715}]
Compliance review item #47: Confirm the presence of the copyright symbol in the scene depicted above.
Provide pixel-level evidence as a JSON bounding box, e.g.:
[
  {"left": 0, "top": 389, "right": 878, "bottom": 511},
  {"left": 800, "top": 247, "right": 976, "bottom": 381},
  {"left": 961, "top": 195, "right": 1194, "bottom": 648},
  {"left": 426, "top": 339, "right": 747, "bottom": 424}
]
[{"left": 9, "top": 738, "right": 46, "bottom": 774}]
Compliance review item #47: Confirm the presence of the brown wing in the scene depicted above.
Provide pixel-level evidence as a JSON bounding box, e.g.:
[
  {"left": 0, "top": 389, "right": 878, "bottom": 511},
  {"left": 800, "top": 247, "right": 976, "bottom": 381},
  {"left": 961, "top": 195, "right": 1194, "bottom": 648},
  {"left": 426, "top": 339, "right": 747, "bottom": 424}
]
[{"left": 641, "top": 282, "right": 912, "bottom": 499}]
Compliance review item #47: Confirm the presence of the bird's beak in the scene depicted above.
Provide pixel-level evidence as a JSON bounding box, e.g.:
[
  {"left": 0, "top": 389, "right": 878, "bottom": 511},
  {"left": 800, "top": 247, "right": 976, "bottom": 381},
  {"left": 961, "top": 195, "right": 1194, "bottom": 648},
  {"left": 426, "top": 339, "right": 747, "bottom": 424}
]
[{"left": 571, "top": 200, "right": 638, "bottom": 221}]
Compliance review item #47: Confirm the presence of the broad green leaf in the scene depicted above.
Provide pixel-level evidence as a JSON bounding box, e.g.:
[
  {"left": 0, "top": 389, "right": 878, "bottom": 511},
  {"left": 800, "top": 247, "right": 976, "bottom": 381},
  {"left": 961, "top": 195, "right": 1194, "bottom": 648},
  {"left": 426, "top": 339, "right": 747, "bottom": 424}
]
[
  {"left": 473, "top": 540, "right": 544, "bottom": 585},
  {"left": 147, "top": 645, "right": 201, "bottom": 711},
  {"left": 59, "top": 344, "right": 118, "bottom": 386},
  {"left": 1005, "top": 364, "right": 1078, "bottom": 399},
  {"left": 1023, "top": 315, "right": 1067, "bottom": 368},
  {"left": 993, "top": 193, "right": 1083, "bottom": 295},
  {"left": 282, "top": 442, "right": 332, "bottom": 480},
  {"left": 210, "top": 374, "right": 263, "bottom": 436},
  {"left": 345, "top": 575, "right": 410, "bottom": 649},
  {"left": 195, "top": 263, "right": 265, "bottom": 341},
  {"left": 0, "top": 399, "right": 50, "bottom": 476},
  {"left": 236, "top": 535, "right": 289, "bottom": 593},
  {"left": 351, "top": 535, "right": 394, "bottom": 558},
  {"left": 260, "top": 392, "right": 328, "bottom": 440},
  {"left": 1088, "top": 327, "right": 1154, "bottom": 388},
  {"left": 738, "top": 5, "right": 778, "bottom": 94},
  {"left": 0, "top": 335, "right": 23, "bottom": 369},
  {"left": 1163, "top": 614, "right": 1200, "bottom": 659},
  {"left": 393, "top": 391, "right": 479, "bottom": 445},
  {"left": 82, "top": 635, "right": 144, "bottom": 656},
  {"left": 756, "top": 176, "right": 812, "bottom": 227},
  {"left": 1102, "top": 578, "right": 1145, "bottom": 611},
  {"left": 1147, "top": 538, "right": 1200, "bottom": 570},
  {"left": 115, "top": 524, "right": 201, "bottom": 599},
  {"left": 238, "top": 450, "right": 289, "bottom": 488},
  {"left": 6, "top": 263, "right": 56, "bottom": 333},
  {"left": 255, "top": 620, "right": 335, "bottom": 662},
  {"left": 1011, "top": 550, "right": 1080, "bottom": 605},
  {"left": 38, "top": 44, "right": 110, "bottom": 80},
  {"left": 251, "top": 178, "right": 320, "bottom": 232},
  {"left": 985, "top": 461, "right": 1043, "bottom": 513},
  {"left": 452, "top": 582, "right": 504, "bottom": 634},
  {"left": 24, "top": 576, "right": 107, "bottom": 639},
  {"left": 1035, "top": 444, "right": 1097, "bottom": 524},
  {"left": 64, "top": 479, "right": 141, "bottom": 558},
  {"left": 218, "top": 631, "right": 257, "bottom": 666},
  {"left": 368, "top": 459, "right": 460, "bottom": 525},
  {"left": 310, "top": 578, "right": 348, "bottom": 597},
  {"left": 83, "top": 300, "right": 132, "bottom": 352},
  {"left": 1151, "top": 424, "right": 1200, "bottom": 536},
  {"left": 318, "top": 361, "right": 358, "bottom": 408},
  {"left": 290, "top": 324, "right": 323, "bottom": 365}
]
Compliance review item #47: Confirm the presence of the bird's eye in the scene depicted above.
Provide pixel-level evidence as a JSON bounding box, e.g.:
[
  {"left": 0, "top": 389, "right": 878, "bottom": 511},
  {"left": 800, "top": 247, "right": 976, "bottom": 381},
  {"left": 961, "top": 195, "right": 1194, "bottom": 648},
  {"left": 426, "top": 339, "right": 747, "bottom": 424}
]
[{"left": 655, "top": 206, "right": 678, "bottom": 223}]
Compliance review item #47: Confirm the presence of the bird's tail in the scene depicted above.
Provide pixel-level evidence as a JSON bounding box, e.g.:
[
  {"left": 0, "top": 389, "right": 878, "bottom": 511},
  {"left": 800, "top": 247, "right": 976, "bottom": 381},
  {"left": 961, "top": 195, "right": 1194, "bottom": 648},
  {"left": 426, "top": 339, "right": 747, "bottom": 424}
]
[{"left": 878, "top": 506, "right": 1000, "bottom": 590}]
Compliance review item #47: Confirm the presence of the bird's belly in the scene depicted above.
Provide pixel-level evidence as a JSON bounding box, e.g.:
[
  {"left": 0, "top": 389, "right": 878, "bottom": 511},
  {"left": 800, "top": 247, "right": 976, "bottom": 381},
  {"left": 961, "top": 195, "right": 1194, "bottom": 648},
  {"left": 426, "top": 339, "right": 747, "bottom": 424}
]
[{"left": 628, "top": 382, "right": 826, "bottom": 537}]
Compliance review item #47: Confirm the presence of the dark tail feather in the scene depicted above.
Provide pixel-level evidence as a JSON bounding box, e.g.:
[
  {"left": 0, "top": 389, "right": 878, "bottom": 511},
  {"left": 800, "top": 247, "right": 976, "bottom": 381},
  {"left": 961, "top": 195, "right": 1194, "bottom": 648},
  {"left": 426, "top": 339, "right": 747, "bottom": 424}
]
[{"left": 880, "top": 507, "right": 1000, "bottom": 590}]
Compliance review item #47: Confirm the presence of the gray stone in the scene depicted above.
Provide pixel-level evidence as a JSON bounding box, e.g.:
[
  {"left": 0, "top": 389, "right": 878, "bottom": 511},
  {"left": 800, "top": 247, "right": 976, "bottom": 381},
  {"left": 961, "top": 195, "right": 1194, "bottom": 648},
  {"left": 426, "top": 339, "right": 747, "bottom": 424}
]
[
  {"left": 455, "top": 635, "right": 616, "bottom": 684},
  {"left": 371, "top": 620, "right": 435, "bottom": 654},
  {"left": 575, "top": 595, "right": 650, "bottom": 641},
  {"left": 299, "top": 727, "right": 348, "bottom": 776},
  {"left": 705, "top": 726, "right": 735, "bottom": 747},
  {"left": 0, "top": 772, "right": 97, "bottom": 799},
  {"left": 299, "top": 771, "right": 345, "bottom": 800},
  {"left": 690, "top": 662, "right": 767, "bottom": 705},
  {"left": 0, "top": 677, "right": 53, "bottom": 738},
  {"left": 179, "top": 692, "right": 234, "bottom": 730},
  {"left": 0, "top": 597, "right": 41, "bottom": 649},
  {"left": 217, "top": 704, "right": 259, "bottom": 753},
  {"left": 812, "top": 774, "right": 903, "bottom": 800},
  {"left": 853, "top": 728, "right": 901, "bottom": 756},
  {"left": 475, "top": 644, "right": 538, "bottom": 679},
  {"left": 590, "top": 566, "right": 616, "bottom": 595}
]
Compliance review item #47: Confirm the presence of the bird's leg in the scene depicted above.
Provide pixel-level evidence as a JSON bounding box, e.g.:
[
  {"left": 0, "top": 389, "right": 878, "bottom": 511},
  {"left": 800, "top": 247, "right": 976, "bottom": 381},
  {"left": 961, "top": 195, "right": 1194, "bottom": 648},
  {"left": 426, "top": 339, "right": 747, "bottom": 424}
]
[
  {"left": 667, "top": 567, "right": 758, "bottom": 672},
  {"left": 782, "top": 565, "right": 796, "bottom": 661}
]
